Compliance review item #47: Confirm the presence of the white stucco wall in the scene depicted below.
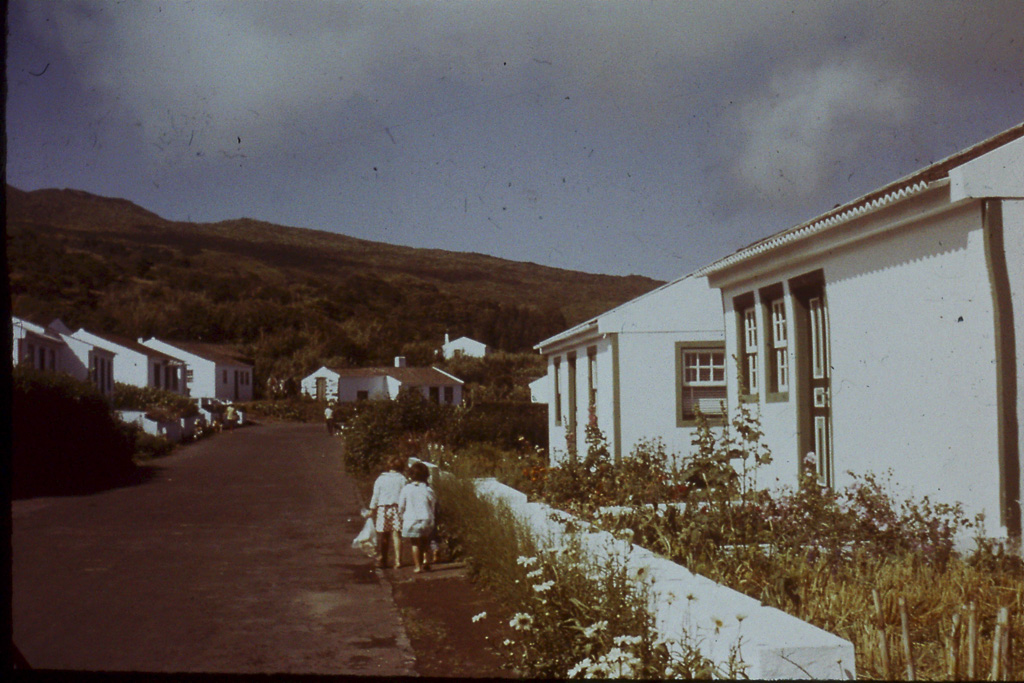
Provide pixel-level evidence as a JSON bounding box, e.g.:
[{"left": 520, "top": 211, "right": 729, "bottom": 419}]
[
  {"left": 1004, "top": 199, "right": 1024, "bottom": 536},
  {"left": 542, "top": 276, "right": 725, "bottom": 466},
  {"left": 718, "top": 195, "right": 1008, "bottom": 535}
]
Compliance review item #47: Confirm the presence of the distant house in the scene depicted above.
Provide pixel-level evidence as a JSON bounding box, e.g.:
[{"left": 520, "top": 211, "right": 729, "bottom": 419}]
[
  {"left": 66, "top": 327, "right": 187, "bottom": 396},
  {"left": 442, "top": 334, "right": 491, "bottom": 359},
  {"left": 301, "top": 357, "right": 465, "bottom": 405},
  {"left": 12, "top": 316, "right": 121, "bottom": 397},
  {"left": 696, "top": 122, "right": 1024, "bottom": 539},
  {"left": 140, "top": 339, "right": 254, "bottom": 402},
  {"left": 534, "top": 275, "right": 725, "bottom": 465}
]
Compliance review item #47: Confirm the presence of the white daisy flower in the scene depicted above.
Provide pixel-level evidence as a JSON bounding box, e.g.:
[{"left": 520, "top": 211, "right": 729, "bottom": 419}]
[
  {"left": 516, "top": 556, "right": 538, "bottom": 568},
  {"left": 509, "top": 612, "right": 534, "bottom": 630},
  {"left": 582, "top": 621, "right": 608, "bottom": 638},
  {"left": 471, "top": 612, "right": 487, "bottom": 623},
  {"left": 532, "top": 580, "right": 554, "bottom": 593}
]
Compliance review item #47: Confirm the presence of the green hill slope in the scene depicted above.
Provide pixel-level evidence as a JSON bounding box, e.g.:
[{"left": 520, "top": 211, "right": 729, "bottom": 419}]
[{"left": 7, "top": 185, "right": 661, "bottom": 390}]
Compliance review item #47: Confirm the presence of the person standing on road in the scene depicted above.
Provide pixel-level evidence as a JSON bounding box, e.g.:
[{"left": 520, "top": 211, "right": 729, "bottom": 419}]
[
  {"left": 324, "top": 402, "right": 335, "bottom": 435},
  {"left": 398, "top": 461, "right": 438, "bottom": 574},
  {"left": 370, "top": 456, "right": 407, "bottom": 569}
]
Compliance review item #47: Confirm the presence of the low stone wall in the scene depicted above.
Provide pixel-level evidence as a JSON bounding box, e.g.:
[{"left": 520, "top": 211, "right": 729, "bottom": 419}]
[
  {"left": 468, "top": 476, "right": 856, "bottom": 680},
  {"left": 117, "top": 410, "right": 189, "bottom": 442}
]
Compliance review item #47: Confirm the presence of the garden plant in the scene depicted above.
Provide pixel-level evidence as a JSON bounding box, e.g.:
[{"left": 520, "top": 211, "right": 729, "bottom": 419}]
[{"left": 484, "top": 406, "right": 1023, "bottom": 680}]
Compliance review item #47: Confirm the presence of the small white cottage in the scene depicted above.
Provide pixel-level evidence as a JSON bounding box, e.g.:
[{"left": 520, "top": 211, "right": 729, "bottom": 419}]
[
  {"left": 301, "top": 357, "right": 465, "bottom": 405},
  {"left": 140, "top": 338, "right": 254, "bottom": 402},
  {"left": 696, "top": 123, "right": 1024, "bottom": 539},
  {"left": 442, "top": 334, "right": 491, "bottom": 359},
  {"left": 534, "top": 275, "right": 725, "bottom": 465}
]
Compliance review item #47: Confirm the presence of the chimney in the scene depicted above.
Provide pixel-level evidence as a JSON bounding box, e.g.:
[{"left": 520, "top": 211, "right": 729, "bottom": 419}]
[
  {"left": 138, "top": 337, "right": 146, "bottom": 344},
  {"left": 395, "top": 356, "right": 407, "bottom": 367},
  {"left": 445, "top": 332, "right": 450, "bottom": 345}
]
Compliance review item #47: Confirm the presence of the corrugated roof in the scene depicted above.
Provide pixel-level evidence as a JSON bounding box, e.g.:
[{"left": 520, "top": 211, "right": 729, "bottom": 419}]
[{"left": 696, "top": 122, "right": 1024, "bottom": 277}]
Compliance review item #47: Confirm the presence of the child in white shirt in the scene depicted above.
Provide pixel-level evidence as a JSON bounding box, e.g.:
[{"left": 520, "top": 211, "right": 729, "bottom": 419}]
[
  {"left": 398, "top": 461, "right": 438, "bottom": 573},
  {"left": 370, "top": 455, "right": 407, "bottom": 569}
]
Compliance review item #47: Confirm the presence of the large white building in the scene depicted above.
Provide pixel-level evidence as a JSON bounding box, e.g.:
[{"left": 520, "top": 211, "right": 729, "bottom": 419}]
[
  {"left": 696, "top": 123, "right": 1024, "bottom": 538},
  {"left": 534, "top": 275, "right": 724, "bottom": 465}
]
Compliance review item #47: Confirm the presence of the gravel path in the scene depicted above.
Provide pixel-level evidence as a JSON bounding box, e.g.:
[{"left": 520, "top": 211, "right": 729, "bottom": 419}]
[{"left": 12, "top": 422, "right": 416, "bottom": 675}]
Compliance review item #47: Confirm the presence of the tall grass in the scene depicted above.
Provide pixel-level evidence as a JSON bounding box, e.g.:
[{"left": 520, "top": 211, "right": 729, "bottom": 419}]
[{"left": 434, "top": 473, "right": 744, "bottom": 678}]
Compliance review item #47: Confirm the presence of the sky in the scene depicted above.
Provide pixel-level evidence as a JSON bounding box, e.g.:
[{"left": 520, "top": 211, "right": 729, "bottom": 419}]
[{"left": 6, "top": 1, "right": 1024, "bottom": 281}]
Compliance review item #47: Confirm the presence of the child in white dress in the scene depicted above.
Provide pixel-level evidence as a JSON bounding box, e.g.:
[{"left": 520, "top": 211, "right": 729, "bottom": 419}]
[
  {"left": 398, "top": 461, "right": 438, "bottom": 573},
  {"left": 370, "top": 455, "right": 407, "bottom": 569}
]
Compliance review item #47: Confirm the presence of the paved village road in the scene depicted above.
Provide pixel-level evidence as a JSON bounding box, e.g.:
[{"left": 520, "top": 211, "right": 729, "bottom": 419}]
[{"left": 12, "top": 423, "right": 416, "bottom": 675}]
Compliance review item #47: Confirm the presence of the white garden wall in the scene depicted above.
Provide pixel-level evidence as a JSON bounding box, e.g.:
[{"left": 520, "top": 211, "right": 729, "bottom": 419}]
[{"left": 468, "top": 477, "right": 856, "bottom": 679}]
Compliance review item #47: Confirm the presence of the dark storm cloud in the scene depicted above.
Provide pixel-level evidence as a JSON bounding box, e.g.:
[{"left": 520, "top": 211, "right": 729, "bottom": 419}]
[{"left": 7, "top": 0, "right": 1024, "bottom": 278}]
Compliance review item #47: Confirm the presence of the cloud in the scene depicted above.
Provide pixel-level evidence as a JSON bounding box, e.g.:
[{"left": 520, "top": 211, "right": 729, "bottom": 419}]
[{"left": 731, "top": 58, "right": 915, "bottom": 202}]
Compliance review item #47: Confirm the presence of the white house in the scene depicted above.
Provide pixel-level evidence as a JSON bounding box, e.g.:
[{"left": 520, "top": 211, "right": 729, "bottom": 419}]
[
  {"left": 696, "top": 122, "right": 1024, "bottom": 539},
  {"left": 11, "top": 316, "right": 67, "bottom": 374},
  {"left": 140, "top": 338, "right": 254, "bottom": 402},
  {"left": 442, "top": 334, "right": 491, "bottom": 359},
  {"left": 11, "top": 316, "right": 116, "bottom": 397},
  {"left": 301, "top": 357, "right": 465, "bottom": 405},
  {"left": 68, "top": 328, "right": 187, "bottom": 396},
  {"left": 534, "top": 275, "right": 725, "bottom": 465}
]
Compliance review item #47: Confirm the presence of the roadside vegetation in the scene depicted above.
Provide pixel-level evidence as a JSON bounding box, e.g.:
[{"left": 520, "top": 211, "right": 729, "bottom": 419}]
[
  {"left": 445, "top": 407, "right": 1023, "bottom": 680},
  {"left": 434, "top": 475, "right": 744, "bottom": 678},
  {"left": 13, "top": 367, "right": 144, "bottom": 497}
]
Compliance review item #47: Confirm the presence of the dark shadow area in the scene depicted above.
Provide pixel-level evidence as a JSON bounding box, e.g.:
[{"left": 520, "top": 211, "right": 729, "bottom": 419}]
[{"left": 12, "top": 367, "right": 161, "bottom": 500}]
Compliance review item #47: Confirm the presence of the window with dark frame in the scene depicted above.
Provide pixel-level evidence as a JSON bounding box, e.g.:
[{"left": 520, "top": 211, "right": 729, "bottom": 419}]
[
  {"left": 769, "top": 298, "right": 789, "bottom": 394},
  {"left": 587, "top": 346, "right": 597, "bottom": 408},
  {"left": 679, "top": 346, "right": 727, "bottom": 420},
  {"left": 553, "top": 357, "right": 562, "bottom": 426}
]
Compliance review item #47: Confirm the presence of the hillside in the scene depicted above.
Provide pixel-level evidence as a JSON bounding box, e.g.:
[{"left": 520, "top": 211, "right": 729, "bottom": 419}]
[{"left": 6, "top": 185, "right": 661, "bottom": 390}]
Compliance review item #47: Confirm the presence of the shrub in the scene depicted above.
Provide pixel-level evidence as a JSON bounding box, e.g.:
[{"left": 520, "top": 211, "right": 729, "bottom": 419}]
[
  {"left": 13, "top": 366, "right": 138, "bottom": 497},
  {"left": 342, "top": 389, "right": 454, "bottom": 475},
  {"left": 129, "top": 426, "right": 176, "bottom": 460},
  {"left": 454, "top": 401, "right": 547, "bottom": 451},
  {"left": 512, "top": 405, "right": 1020, "bottom": 681},
  {"left": 434, "top": 474, "right": 742, "bottom": 678},
  {"left": 112, "top": 382, "right": 198, "bottom": 421},
  {"left": 237, "top": 396, "right": 323, "bottom": 423}
]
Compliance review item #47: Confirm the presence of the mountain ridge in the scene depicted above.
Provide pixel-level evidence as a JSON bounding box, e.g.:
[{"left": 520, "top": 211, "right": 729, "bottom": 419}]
[{"left": 6, "top": 184, "right": 662, "bottom": 387}]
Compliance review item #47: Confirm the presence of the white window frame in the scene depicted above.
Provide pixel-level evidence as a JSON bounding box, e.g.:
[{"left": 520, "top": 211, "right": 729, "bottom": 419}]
[
  {"left": 682, "top": 349, "right": 726, "bottom": 387},
  {"left": 771, "top": 299, "right": 789, "bottom": 393},
  {"left": 679, "top": 346, "right": 727, "bottom": 420},
  {"left": 743, "top": 307, "right": 758, "bottom": 395}
]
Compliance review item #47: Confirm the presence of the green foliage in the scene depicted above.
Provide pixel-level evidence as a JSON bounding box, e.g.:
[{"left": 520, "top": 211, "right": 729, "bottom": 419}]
[
  {"left": 236, "top": 396, "right": 323, "bottom": 423},
  {"left": 341, "top": 390, "right": 454, "bottom": 475},
  {"left": 129, "top": 427, "right": 176, "bottom": 460},
  {"left": 112, "top": 382, "right": 198, "bottom": 421},
  {"left": 437, "top": 351, "right": 546, "bottom": 403},
  {"left": 8, "top": 186, "right": 660, "bottom": 397},
  {"left": 12, "top": 366, "right": 139, "bottom": 497},
  {"left": 434, "top": 475, "right": 742, "bottom": 679},
  {"left": 453, "top": 402, "right": 547, "bottom": 451},
  {"left": 503, "top": 406, "right": 1021, "bottom": 681}
]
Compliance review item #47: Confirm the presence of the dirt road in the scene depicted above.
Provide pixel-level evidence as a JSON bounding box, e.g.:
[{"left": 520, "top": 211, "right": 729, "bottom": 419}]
[{"left": 12, "top": 422, "right": 416, "bottom": 675}]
